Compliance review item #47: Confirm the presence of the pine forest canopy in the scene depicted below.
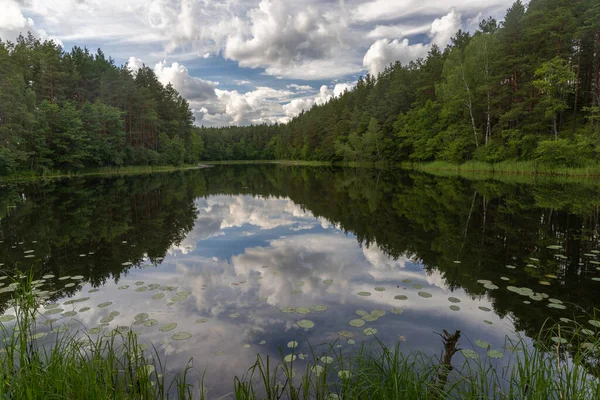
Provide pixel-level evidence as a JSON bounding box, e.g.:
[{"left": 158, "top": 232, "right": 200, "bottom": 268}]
[{"left": 1, "top": 0, "right": 600, "bottom": 175}]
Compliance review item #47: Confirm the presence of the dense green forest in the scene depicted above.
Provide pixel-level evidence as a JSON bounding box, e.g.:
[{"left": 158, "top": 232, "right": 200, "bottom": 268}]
[
  {"left": 0, "top": 34, "right": 204, "bottom": 176},
  {"left": 1, "top": 0, "right": 600, "bottom": 174},
  {"left": 199, "top": 0, "right": 600, "bottom": 167}
]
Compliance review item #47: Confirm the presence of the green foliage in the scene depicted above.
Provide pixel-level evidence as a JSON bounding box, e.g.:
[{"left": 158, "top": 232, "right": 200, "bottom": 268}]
[{"left": 0, "top": 35, "right": 199, "bottom": 176}]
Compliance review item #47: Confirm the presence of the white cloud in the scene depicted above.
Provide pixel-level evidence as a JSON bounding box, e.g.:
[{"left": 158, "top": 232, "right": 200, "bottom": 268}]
[
  {"left": 0, "top": 0, "right": 62, "bottom": 46},
  {"left": 282, "top": 98, "right": 314, "bottom": 118},
  {"left": 126, "top": 56, "right": 144, "bottom": 74},
  {"left": 153, "top": 60, "right": 219, "bottom": 102},
  {"left": 363, "top": 38, "right": 428, "bottom": 76},
  {"left": 287, "top": 84, "right": 313, "bottom": 92},
  {"left": 366, "top": 23, "right": 431, "bottom": 39},
  {"left": 362, "top": 9, "right": 462, "bottom": 76}
]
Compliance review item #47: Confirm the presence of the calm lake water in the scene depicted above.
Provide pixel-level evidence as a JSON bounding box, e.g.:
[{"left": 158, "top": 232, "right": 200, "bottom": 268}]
[{"left": 1, "top": 165, "right": 600, "bottom": 397}]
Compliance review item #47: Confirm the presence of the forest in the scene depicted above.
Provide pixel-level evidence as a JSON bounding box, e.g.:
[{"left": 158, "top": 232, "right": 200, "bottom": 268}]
[
  {"left": 199, "top": 0, "right": 600, "bottom": 167},
  {"left": 1, "top": 0, "right": 600, "bottom": 175},
  {"left": 0, "top": 34, "right": 203, "bottom": 176}
]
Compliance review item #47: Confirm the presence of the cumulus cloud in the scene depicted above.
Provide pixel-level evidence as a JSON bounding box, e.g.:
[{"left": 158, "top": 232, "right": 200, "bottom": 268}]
[
  {"left": 362, "top": 9, "right": 462, "bottom": 76},
  {"left": 153, "top": 60, "right": 219, "bottom": 102},
  {"left": 126, "top": 56, "right": 144, "bottom": 74},
  {"left": 0, "top": 0, "right": 62, "bottom": 46},
  {"left": 366, "top": 23, "right": 431, "bottom": 39}
]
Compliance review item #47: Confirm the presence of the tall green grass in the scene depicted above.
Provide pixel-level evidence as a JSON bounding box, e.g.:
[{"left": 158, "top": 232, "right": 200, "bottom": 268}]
[
  {"left": 409, "top": 160, "right": 600, "bottom": 177},
  {"left": 0, "top": 275, "right": 198, "bottom": 399},
  {"left": 1, "top": 277, "right": 599, "bottom": 399}
]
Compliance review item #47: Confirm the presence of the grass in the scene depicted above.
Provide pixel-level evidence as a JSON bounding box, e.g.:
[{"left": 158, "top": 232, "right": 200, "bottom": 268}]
[
  {"left": 0, "top": 164, "right": 205, "bottom": 183},
  {"left": 408, "top": 160, "right": 600, "bottom": 178},
  {"left": 1, "top": 277, "right": 600, "bottom": 399}
]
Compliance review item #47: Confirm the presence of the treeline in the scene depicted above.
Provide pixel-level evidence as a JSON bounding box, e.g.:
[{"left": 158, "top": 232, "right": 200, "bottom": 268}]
[
  {"left": 199, "top": 0, "right": 600, "bottom": 167},
  {"left": 0, "top": 33, "right": 203, "bottom": 176}
]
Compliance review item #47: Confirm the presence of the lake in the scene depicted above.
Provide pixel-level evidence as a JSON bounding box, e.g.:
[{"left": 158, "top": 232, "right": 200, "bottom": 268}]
[{"left": 1, "top": 164, "right": 600, "bottom": 397}]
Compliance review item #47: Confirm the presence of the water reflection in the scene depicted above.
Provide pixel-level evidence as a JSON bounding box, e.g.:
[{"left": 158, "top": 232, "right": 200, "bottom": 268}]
[{"left": 1, "top": 165, "right": 600, "bottom": 396}]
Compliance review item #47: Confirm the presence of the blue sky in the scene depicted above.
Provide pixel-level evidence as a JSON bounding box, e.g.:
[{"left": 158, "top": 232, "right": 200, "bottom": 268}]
[{"left": 1, "top": 0, "right": 521, "bottom": 126}]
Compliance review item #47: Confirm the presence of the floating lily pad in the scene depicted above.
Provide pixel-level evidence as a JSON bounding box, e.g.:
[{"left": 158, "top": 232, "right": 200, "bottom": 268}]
[
  {"left": 506, "top": 265, "right": 516, "bottom": 269},
  {"left": 391, "top": 308, "right": 404, "bottom": 314},
  {"left": 320, "top": 356, "right": 334, "bottom": 364},
  {"left": 63, "top": 297, "right": 90, "bottom": 305},
  {"left": 172, "top": 332, "right": 192, "bottom": 341},
  {"left": 287, "top": 341, "right": 298, "bottom": 348},
  {"left": 322, "top": 279, "right": 333, "bottom": 284},
  {"left": 71, "top": 275, "right": 84, "bottom": 280},
  {"left": 159, "top": 323, "right": 177, "bottom": 332},
  {"left": 357, "top": 292, "right": 371, "bottom": 297},
  {"left": 143, "top": 319, "right": 158, "bottom": 327},
  {"left": 548, "top": 298, "right": 563, "bottom": 304},
  {"left": 229, "top": 312, "right": 240, "bottom": 318},
  {"left": 374, "top": 287, "right": 385, "bottom": 292},
  {"left": 483, "top": 283, "right": 499, "bottom": 290},
  {"left": 449, "top": 305, "right": 460, "bottom": 311},
  {"left": 356, "top": 310, "right": 369, "bottom": 317},
  {"left": 349, "top": 319, "right": 365, "bottom": 327},
  {"left": 295, "top": 281, "right": 305, "bottom": 287},
  {"left": 412, "top": 284, "right": 423, "bottom": 290},
  {"left": 478, "top": 306, "right": 491, "bottom": 312},
  {"left": 394, "top": 295, "right": 408, "bottom": 301},
  {"left": 45, "top": 303, "right": 59, "bottom": 309},
  {"left": 477, "top": 280, "right": 492, "bottom": 285},
  {"left": 311, "top": 305, "right": 328, "bottom": 312},
  {"left": 547, "top": 245, "right": 562, "bottom": 250},
  {"left": 0, "top": 315, "right": 16, "bottom": 322},
  {"left": 500, "top": 277, "right": 510, "bottom": 281},
  {"left": 42, "top": 275, "right": 55, "bottom": 279},
  {"left": 297, "top": 319, "right": 314, "bottom": 329},
  {"left": 135, "top": 287, "right": 148, "bottom": 292},
  {"left": 487, "top": 350, "right": 504, "bottom": 359},
  {"left": 259, "top": 340, "right": 266, "bottom": 345},
  {"left": 311, "top": 365, "right": 324, "bottom": 376},
  {"left": 279, "top": 307, "right": 295, "bottom": 313},
  {"left": 483, "top": 320, "right": 493, "bottom": 325},
  {"left": 362, "top": 314, "right": 378, "bottom": 322},
  {"left": 364, "top": 327, "right": 377, "bottom": 336},
  {"left": 196, "top": 318, "right": 208, "bottom": 323},
  {"left": 348, "top": 339, "right": 356, "bottom": 345},
  {"left": 475, "top": 339, "right": 490, "bottom": 348},
  {"left": 242, "top": 344, "right": 251, "bottom": 349},
  {"left": 581, "top": 329, "right": 595, "bottom": 336},
  {"left": 151, "top": 293, "right": 165, "bottom": 300},
  {"left": 418, "top": 292, "right": 432, "bottom": 298},
  {"left": 588, "top": 320, "right": 600, "bottom": 328},
  {"left": 118, "top": 285, "right": 129, "bottom": 290},
  {"left": 448, "top": 297, "right": 461, "bottom": 303},
  {"left": 539, "top": 281, "right": 551, "bottom": 286},
  {"left": 338, "top": 370, "right": 351, "bottom": 379},
  {"left": 88, "top": 289, "right": 99, "bottom": 293},
  {"left": 548, "top": 303, "right": 566, "bottom": 310},
  {"left": 284, "top": 354, "right": 296, "bottom": 362},
  {"left": 551, "top": 337, "right": 567, "bottom": 344},
  {"left": 44, "top": 309, "right": 63, "bottom": 315},
  {"left": 291, "top": 290, "right": 302, "bottom": 295},
  {"left": 100, "top": 315, "right": 114, "bottom": 324},
  {"left": 64, "top": 283, "right": 75, "bottom": 288},
  {"left": 296, "top": 307, "right": 311, "bottom": 315},
  {"left": 52, "top": 325, "right": 69, "bottom": 333},
  {"left": 79, "top": 307, "right": 90, "bottom": 312},
  {"left": 134, "top": 313, "right": 149, "bottom": 322},
  {"left": 147, "top": 284, "right": 160, "bottom": 290},
  {"left": 461, "top": 349, "right": 479, "bottom": 359},
  {"left": 97, "top": 302, "right": 112, "bottom": 308},
  {"left": 62, "top": 311, "right": 77, "bottom": 317}
]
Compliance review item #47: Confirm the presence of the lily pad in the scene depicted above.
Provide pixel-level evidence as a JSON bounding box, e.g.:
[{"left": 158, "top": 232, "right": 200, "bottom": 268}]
[
  {"left": 118, "top": 285, "right": 129, "bottom": 290},
  {"left": 338, "top": 370, "right": 351, "bottom": 379},
  {"left": 356, "top": 310, "right": 369, "bottom": 317},
  {"left": 311, "top": 305, "right": 328, "bottom": 312},
  {"left": 134, "top": 313, "right": 149, "bottom": 322},
  {"left": 196, "top": 318, "right": 208, "bottom": 323},
  {"left": 284, "top": 354, "right": 296, "bottom": 362},
  {"left": 229, "top": 312, "right": 240, "bottom": 318},
  {"left": 97, "top": 302, "right": 112, "bottom": 308},
  {"left": 548, "top": 303, "right": 567, "bottom": 310},
  {"left": 151, "top": 293, "right": 165, "bottom": 300},
  {"left": 295, "top": 307, "right": 311, "bottom": 315},
  {"left": 100, "top": 315, "right": 114, "bottom": 324},
  {"left": 418, "top": 291, "right": 432, "bottom": 298},
  {"left": 449, "top": 305, "right": 460, "bottom": 311},
  {"left": 297, "top": 319, "right": 314, "bottom": 329},
  {"left": 349, "top": 319, "right": 365, "bottom": 327},
  {"left": 172, "top": 332, "right": 192, "bottom": 341},
  {"left": 159, "top": 323, "right": 177, "bottom": 332},
  {"left": 320, "top": 356, "right": 334, "bottom": 364},
  {"left": 588, "top": 320, "right": 600, "bottom": 328},
  {"left": 448, "top": 297, "right": 461, "bottom": 303},
  {"left": 287, "top": 341, "right": 298, "bottom": 348},
  {"left": 42, "top": 275, "right": 55, "bottom": 279},
  {"left": 374, "top": 287, "right": 385, "bottom": 292},
  {"left": 311, "top": 365, "right": 325, "bottom": 376},
  {"left": 394, "top": 295, "right": 408, "bottom": 300},
  {"left": 279, "top": 307, "right": 295, "bottom": 313},
  {"left": 478, "top": 306, "right": 491, "bottom": 312},
  {"left": 551, "top": 337, "right": 567, "bottom": 344},
  {"left": 135, "top": 287, "right": 148, "bottom": 292},
  {"left": 0, "top": 315, "right": 16, "bottom": 322},
  {"left": 475, "top": 339, "right": 490, "bottom": 348},
  {"left": 71, "top": 275, "right": 84, "bottom": 280},
  {"left": 143, "top": 319, "right": 158, "bottom": 327},
  {"left": 44, "top": 309, "right": 63, "bottom": 315},
  {"left": 483, "top": 320, "right": 493, "bottom": 325},
  {"left": 242, "top": 344, "right": 251, "bottom": 349},
  {"left": 322, "top": 279, "right": 333, "bottom": 284},
  {"left": 461, "top": 349, "right": 479, "bottom": 359},
  {"left": 259, "top": 340, "right": 266, "bottom": 345},
  {"left": 539, "top": 281, "right": 551, "bottom": 286},
  {"left": 363, "top": 327, "right": 377, "bottom": 336},
  {"left": 412, "top": 284, "right": 423, "bottom": 290},
  {"left": 62, "top": 311, "right": 77, "bottom": 317},
  {"left": 357, "top": 291, "right": 371, "bottom": 297},
  {"left": 391, "top": 308, "right": 404, "bottom": 314},
  {"left": 348, "top": 339, "right": 356, "bottom": 345},
  {"left": 64, "top": 283, "right": 75, "bottom": 288},
  {"left": 79, "top": 307, "right": 90, "bottom": 312},
  {"left": 487, "top": 350, "right": 504, "bottom": 359}
]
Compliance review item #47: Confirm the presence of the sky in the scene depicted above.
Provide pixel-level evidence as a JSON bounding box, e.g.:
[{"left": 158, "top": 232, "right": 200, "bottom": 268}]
[{"left": 0, "top": 0, "right": 521, "bottom": 127}]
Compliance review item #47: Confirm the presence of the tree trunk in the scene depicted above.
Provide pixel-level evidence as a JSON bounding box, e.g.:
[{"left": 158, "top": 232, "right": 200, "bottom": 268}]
[
  {"left": 572, "top": 39, "right": 581, "bottom": 139},
  {"left": 461, "top": 66, "right": 479, "bottom": 147}
]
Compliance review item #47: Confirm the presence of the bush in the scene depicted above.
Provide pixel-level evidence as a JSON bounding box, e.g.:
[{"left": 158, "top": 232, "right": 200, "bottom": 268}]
[{"left": 533, "top": 139, "right": 592, "bottom": 168}]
